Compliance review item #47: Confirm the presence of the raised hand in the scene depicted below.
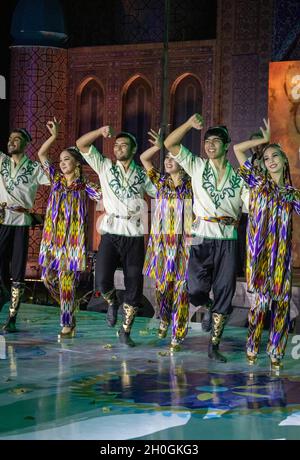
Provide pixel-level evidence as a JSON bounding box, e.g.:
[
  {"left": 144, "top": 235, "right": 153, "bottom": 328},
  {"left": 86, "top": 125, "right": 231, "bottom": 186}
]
[
  {"left": 100, "top": 126, "right": 114, "bottom": 138},
  {"left": 260, "top": 118, "right": 271, "bottom": 143},
  {"left": 46, "top": 117, "right": 61, "bottom": 138},
  {"left": 188, "top": 113, "right": 204, "bottom": 130},
  {"left": 148, "top": 128, "right": 163, "bottom": 149}
]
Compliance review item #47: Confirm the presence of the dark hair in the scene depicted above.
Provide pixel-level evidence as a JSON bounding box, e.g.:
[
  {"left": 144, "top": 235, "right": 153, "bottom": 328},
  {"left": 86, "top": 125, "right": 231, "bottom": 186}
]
[
  {"left": 65, "top": 146, "right": 85, "bottom": 164},
  {"left": 11, "top": 128, "right": 32, "bottom": 143},
  {"left": 60, "top": 146, "right": 86, "bottom": 182},
  {"left": 115, "top": 131, "right": 137, "bottom": 150},
  {"left": 204, "top": 125, "right": 231, "bottom": 144}
]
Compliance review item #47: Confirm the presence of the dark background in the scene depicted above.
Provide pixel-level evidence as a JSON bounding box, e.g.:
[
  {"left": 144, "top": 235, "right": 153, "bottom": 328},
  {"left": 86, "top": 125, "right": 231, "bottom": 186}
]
[
  {"left": 0, "top": 0, "right": 217, "bottom": 151},
  {"left": 0, "top": 0, "right": 19, "bottom": 150},
  {"left": 2, "top": 0, "right": 300, "bottom": 152}
]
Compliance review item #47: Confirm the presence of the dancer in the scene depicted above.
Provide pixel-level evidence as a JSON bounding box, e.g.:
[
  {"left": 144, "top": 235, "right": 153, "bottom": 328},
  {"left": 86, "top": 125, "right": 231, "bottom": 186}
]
[
  {"left": 164, "top": 114, "right": 249, "bottom": 362},
  {"left": 38, "top": 118, "right": 102, "bottom": 338},
  {"left": 0, "top": 128, "right": 49, "bottom": 332},
  {"left": 233, "top": 119, "right": 300, "bottom": 370},
  {"left": 237, "top": 130, "right": 267, "bottom": 276},
  {"left": 141, "top": 129, "right": 192, "bottom": 352},
  {"left": 76, "top": 127, "right": 156, "bottom": 347}
]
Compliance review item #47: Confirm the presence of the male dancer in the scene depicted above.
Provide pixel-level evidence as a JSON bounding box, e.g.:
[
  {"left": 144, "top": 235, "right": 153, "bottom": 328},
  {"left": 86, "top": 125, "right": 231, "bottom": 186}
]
[
  {"left": 164, "top": 114, "right": 249, "bottom": 362},
  {"left": 76, "top": 127, "right": 156, "bottom": 347},
  {"left": 0, "top": 128, "right": 49, "bottom": 331}
]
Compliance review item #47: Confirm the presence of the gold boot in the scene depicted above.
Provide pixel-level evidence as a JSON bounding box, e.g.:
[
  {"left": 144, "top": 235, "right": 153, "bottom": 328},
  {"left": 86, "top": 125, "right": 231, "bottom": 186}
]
[
  {"left": 58, "top": 324, "right": 76, "bottom": 340},
  {"left": 2, "top": 282, "right": 25, "bottom": 333},
  {"left": 169, "top": 338, "right": 181, "bottom": 353},
  {"left": 158, "top": 320, "right": 169, "bottom": 339},
  {"left": 102, "top": 288, "right": 119, "bottom": 327},
  {"left": 246, "top": 352, "right": 257, "bottom": 365},
  {"left": 117, "top": 303, "right": 138, "bottom": 347},
  {"left": 270, "top": 356, "right": 282, "bottom": 373},
  {"left": 208, "top": 313, "right": 228, "bottom": 363}
]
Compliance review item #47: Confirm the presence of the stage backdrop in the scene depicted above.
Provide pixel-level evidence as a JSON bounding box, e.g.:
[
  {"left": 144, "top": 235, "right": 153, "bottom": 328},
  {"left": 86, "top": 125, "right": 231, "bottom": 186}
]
[{"left": 269, "top": 61, "right": 300, "bottom": 267}]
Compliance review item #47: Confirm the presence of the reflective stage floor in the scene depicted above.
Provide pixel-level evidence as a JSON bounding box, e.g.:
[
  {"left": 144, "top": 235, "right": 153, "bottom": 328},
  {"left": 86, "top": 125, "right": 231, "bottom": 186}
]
[{"left": 0, "top": 304, "right": 300, "bottom": 440}]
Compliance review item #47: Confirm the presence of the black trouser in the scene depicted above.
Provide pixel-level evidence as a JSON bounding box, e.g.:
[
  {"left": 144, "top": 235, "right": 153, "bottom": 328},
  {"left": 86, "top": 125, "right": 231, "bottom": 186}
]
[
  {"left": 0, "top": 225, "right": 29, "bottom": 283},
  {"left": 187, "top": 239, "right": 238, "bottom": 315},
  {"left": 0, "top": 245, "right": 10, "bottom": 287},
  {"left": 96, "top": 234, "right": 145, "bottom": 309}
]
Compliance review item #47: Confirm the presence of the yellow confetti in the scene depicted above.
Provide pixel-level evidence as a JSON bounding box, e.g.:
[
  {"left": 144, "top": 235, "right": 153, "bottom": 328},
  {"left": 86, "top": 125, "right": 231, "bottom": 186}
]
[
  {"left": 139, "top": 329, "right": 150, "bottom": 336},
  {"left": 197, "top": 393, "right": 215, "bottom": 401},
  {"left": 233, "top": 391, "right": 269, "bottom": 398},
  {"left": 157, "top": 351, "right": 170, "bottom": 357},
  {"left": 210, "top": 378, "right": 224, "bottom": 385},
  {"left": 10, "top": 388, "right": 29, "bottom": 395}
]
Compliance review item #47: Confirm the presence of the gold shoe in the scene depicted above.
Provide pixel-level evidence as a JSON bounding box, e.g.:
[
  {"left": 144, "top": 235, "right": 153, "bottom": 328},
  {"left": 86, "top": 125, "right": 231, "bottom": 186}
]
[
  {"left": 157, "top": 321, "right": 169, "bottom": 339},
  {"left": 169, "top": 340, "right": 181, "bottom": 353},
  {"left": 58, "top": 326, "right": 76, "bottom": 340},
  {"left": 270, "top": 357, "right": 282, "bottom": 371},
  {"left": 246, "top": 352, "right": 257, "bottom": 365}
]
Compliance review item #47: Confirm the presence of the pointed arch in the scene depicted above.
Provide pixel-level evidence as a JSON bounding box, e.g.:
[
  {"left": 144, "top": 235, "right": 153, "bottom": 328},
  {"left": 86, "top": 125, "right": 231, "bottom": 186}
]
[
  {"left": 170, "top": 73, "right": 203, "bottom": 154},
  {"left": 122, "top": 74, "right": 153, "bottom": 158},
  {"left": 76, "top": 77, "right": 104, "bottom": 252},
  {"left": 76, "top": 76, "right": 104, "bottom": 151}
]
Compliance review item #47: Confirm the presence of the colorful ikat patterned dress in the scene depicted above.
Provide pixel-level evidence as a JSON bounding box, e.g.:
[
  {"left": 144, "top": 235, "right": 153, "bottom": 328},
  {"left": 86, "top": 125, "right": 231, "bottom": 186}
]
[
  {"left": 238, "top": 159, "right": 300, "bottom": 359},
  {"left": 143, "top": 168, "right": 193, "bottom": 344},
  {"left": 39, "top": 161, "right": 102, "bottom": 327}
]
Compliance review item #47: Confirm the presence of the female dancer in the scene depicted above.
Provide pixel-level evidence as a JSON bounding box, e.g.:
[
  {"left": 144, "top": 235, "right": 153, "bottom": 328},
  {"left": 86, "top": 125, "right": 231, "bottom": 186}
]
[
  {"left": 38, "top": 118, "right": 102, "bottom": 338},
  {"left": 141, "top": 129, "right": 192, "bottom": 352},
  {"left": 233, "top": 119, "right": 300, "bottom": 369}
]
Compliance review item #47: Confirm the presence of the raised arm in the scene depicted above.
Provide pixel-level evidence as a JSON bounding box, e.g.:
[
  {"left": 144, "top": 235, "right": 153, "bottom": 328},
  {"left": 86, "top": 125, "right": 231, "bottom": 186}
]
[
  {"left": 76, "top": 126, "right": 113, "bottom": 154},
  {"left": 37, "top": 117, "right": 61, "bottom": 164},
  {"left": 140, "top": 129, "right": 163, "bottom": 171},
  {"left": 233, "top": 118, "right": 270, "bottom": 166},
  {"left": 164, "top": 113, "right": 204, "bottom": 156}
]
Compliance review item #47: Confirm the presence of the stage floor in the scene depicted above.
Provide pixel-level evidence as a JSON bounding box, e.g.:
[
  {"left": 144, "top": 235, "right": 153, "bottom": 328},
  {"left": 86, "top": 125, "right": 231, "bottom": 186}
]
[{"left": 0, "top": 303, "right": 300, "bottom": 440}]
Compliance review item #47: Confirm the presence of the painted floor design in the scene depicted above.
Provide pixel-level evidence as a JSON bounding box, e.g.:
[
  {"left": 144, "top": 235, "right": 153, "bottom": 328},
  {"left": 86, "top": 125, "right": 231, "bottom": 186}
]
[{"left": 0, "top": 303, "right": 300, "bottom": 440}]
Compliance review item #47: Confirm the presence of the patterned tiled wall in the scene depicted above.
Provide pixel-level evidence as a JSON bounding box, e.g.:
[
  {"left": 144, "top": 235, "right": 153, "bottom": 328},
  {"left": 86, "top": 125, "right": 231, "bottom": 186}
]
[
  {"left": 216, "top": 0, "right": 273, "bottom": 161},
  {"left": 9, "top": 46, "right": 68, "bottom": 273}
]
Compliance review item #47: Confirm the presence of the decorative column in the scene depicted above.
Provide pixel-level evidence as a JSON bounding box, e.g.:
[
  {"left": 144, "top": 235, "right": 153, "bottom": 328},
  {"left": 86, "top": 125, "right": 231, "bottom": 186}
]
[{"left": 9, "top": 46, "right": 68, "bottom": 267}]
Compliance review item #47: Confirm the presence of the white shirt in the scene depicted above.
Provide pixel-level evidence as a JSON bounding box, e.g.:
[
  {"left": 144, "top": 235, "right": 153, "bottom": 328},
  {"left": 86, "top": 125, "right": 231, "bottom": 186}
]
[
  {"left": 173, "top": 145, "right": 249, "bottom": 240},
  {"left": 80, "top": 145, "right": 156, "bottom": 236},
  {"left": 0, "top": 152, "right": 49, "bottom": 226}
]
